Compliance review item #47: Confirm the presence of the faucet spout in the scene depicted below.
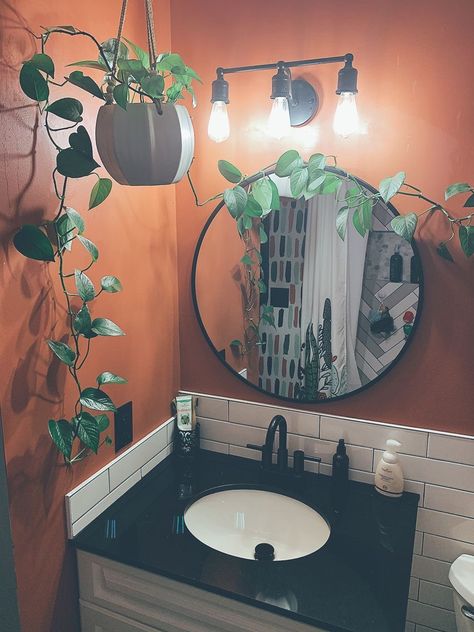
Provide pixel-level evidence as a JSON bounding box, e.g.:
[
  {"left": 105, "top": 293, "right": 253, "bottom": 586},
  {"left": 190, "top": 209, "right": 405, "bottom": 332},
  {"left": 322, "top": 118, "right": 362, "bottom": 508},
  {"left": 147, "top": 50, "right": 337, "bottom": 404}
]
[{"left": 265, "top": 415, "right": 288, "bottom": 471}]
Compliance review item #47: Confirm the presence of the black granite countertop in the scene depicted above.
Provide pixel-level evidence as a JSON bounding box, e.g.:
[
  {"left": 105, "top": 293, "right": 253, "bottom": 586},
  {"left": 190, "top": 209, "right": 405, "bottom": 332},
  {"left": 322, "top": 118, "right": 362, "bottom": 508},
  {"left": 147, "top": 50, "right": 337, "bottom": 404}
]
[{"left": 74, "top": 450, "right": 419, "bottom": 632}]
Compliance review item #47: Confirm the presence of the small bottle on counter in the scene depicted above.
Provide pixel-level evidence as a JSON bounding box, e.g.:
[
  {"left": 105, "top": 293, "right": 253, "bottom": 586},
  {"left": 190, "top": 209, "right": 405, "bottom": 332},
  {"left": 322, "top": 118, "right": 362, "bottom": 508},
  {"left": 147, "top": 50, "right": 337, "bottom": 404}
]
[
  {"left": 390, "top": 246, "right": 403, "bottom": 282},
  {"left": 375, "top": 440, "right": 404, "bottom": 498},
  {"left": 332, "top": 439, "right": 349, "bottom": 498}
]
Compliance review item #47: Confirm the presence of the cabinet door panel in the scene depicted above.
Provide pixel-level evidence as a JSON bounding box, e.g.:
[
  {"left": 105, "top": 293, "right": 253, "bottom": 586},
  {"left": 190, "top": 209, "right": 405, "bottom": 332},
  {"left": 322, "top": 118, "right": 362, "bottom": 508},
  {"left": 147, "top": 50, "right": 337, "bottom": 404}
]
[{"left": 81, "top": 601, "right": 166, "bottom": 632}]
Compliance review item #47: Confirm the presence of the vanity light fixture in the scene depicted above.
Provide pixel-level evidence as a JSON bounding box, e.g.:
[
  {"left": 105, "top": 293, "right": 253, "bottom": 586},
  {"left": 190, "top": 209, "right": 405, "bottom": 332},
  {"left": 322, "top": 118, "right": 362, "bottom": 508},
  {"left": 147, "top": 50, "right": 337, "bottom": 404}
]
[{"left": 208, "top": 53, "right": 359, "bottom": 142}]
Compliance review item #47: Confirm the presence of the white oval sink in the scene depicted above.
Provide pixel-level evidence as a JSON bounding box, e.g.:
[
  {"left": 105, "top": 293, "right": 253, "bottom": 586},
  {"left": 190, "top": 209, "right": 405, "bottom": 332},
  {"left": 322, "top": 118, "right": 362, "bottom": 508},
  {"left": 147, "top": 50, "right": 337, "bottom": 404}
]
[{"left": 184, "top": 487, "right": 330, "bottom": 561}]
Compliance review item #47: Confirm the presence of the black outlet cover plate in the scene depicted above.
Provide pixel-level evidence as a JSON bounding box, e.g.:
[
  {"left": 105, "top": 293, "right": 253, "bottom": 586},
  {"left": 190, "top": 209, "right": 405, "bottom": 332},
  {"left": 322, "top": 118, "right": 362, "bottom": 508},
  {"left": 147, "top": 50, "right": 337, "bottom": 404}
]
[{"left": 114, "top": 401, "right": 133, "bottom": 453}]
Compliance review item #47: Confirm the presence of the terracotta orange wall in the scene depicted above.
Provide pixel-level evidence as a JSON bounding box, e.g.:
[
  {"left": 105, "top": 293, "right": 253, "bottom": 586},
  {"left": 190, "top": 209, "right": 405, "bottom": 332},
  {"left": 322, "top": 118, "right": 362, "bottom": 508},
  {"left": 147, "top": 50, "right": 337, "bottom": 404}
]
[
  {"left": 0, "top": 1, "right": 178, "bottom": 631},
  {"left": 172, "top": 0, "right": 474, "bottom": 435}
]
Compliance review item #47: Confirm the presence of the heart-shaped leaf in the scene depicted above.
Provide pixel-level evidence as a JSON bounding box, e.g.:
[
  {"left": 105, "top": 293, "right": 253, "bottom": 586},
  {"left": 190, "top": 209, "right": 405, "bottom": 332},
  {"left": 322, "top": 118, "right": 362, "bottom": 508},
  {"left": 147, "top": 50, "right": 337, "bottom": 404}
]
[
  {"left": 75, "top": 270, "right": 95, "bottom": 302},
  {"left": 48, "top": 419, "right": 73, "bottom": 459},
  {"left": 118, "top": 59, "right": 148, "bottom": 81},
  {"left": 259, "top": 224, "right": 268, "bottom": 244},
  {"left": 269, "top": 179, "right": 281, "bottom": 211},
  {"left": 307, "top": 164, "right": 326, "bottom": 192},
  {"left": 122, "top": 37, "right": 150, "bottom": 69},
  {"left": 47, "top": 340, "right": 76, "bottom": 366},
  {"left": 319, "top": 174, "right": 341, "bottom": 195},
  {"left": 140, "top": 74, "right": 165, "bottom": 98},
  {"left": 224, "top": 186, "right": 247, "bottom": 218},
  {"left": 95, "top": 414, "right": 110, "bottom": 432},
  {"left": 73, "top": 304, "right": 92, "bottom": 335},
  {"left": 308, "top": 153, "right": 326, "bottom": 170},
  {"left": 46, "top": 98, "right": 83, "bottom": 122},
  {"left": 390, "top": 213, "right": 418, "bottom": 241},
  {"left": 97, "top": 371, "right": 127, "bottom": 385},
  {"left": 252, "top": 178, "right": 273, "bottom": 212},
  {"left": 218, "top": 160, "right": 242, "bottom": 184},
  {"left": 55, "top": 215, "right": 74, "bottom": 252},
  {"left": 356, "top": 199, "right": 373, "bottom": 232},
  {"left": 100, "top": 38, "right": 128, "bottom": 68},
  {"left": 75, "top": 412, "right": 100, "bottom": 453},
  {"left": 445, "top": 182, "right": 471, "bottom": 200},
  {"left": 67, "top": 71, "right": 105, "bottom": 100},
  {"left": 241, "top": 254, "right": 253, "bottom": 266},
  {"left": 243, "top": 195, "right": 263, "bottom": 218},
  {"left": 78, "top": 236, "right": 99, "bottom": 261},
  {"left": 65, "top": 207, "right": 84, "bottom": 234},
  {"left": 69, "top": 125, "right": 93, "bottom": 158},
  {"left": 89, "top": 178, "right": 112, "bottom": 210},
  {"left": 91, "top": 318, "right": 125, "bottom": 336},
  {"left": 379, "top": 171, "right": 406, "bottom": 203},
  {"left": 57, "top": 148, "right": 99, "bottom": 178},
  {"left": 30, "top": 53, "right": 54, "bottom": 77},
  {"left": 13, "top": 225, "right": 55, "bottom": 262},
  {"left": 459, "top": 225, "right": 474, "bottom": 257},
  {"left": 80, "top": 387, "right": 117, "bottom": 412},
  {"left": 352, "top": 208, "right": 366, "bottom": 237},
  {"left": 336, "top": 206, "right": 349, "bottom": 240},
  {"left": 101, "top": 275, "right": 122, "bottom": 293},
  {"left": 113, "top": 82, "right": 129, "bottom": 110},
  {"left": 463, "top": 193, "right": 474, "bottom": 208},
  {"left": 20, "top": 62, "right": 49, "bottom": 102},
  {"left": 290, "top": 167, "right": 309, "bottom": 198},
  {"left": 275, "top": 150, "right": 303, "bottom": 177}
]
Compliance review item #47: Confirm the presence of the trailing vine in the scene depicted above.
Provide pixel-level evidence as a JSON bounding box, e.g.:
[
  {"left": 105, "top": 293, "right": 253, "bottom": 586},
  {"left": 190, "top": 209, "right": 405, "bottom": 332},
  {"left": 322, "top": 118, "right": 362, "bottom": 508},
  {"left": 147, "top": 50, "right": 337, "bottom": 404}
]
[
  {"left": 188, "top": 149, "right": 473, "bottom": 357},
  {"left": 16, "top": 27, "right": 200, "bottom": 464}
]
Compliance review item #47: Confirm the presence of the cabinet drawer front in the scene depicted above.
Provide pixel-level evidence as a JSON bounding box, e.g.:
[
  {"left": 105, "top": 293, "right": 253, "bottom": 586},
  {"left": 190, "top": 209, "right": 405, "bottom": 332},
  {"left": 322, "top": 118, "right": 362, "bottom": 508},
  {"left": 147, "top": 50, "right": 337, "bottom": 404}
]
[
  {"left": 78, "top": 551, "right": 325, "bottom": 632},
  {"left": 81, "top": 601, "right": 165, "bottom": 632}
]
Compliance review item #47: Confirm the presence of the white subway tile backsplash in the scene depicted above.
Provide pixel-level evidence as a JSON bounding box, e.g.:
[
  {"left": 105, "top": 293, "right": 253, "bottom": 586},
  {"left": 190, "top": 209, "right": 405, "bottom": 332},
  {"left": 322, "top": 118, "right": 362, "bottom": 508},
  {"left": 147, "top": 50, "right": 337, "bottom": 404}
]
[
  {"left": 200, "top": 438, "right": 229, "bottom": 455},
  {"left": 405, "top": 623, "right": 415, "bottom": 632},
  {"left": 67, "top": 470, "right": 109, "bottom": 524},
  {"left": 428, "top": 433, "right": 474, "bottom": 466},
  {"left": 198, "top": 416, "right": 266, "bottom": 448},
  {"left": 194, "top": 395, "right": 228, "bottom": 421},
  {"left": 414, "top": 532, "right": 423, "bottom": 555},
  {"left": 416, "top": 626, "right": 442, "bottom": 632},
  {"left": 424, "top": 485, "right": 474, "bottom": 518},
  {"left": 229, "top": 444, "right": 263, "bottom": 461},
  {"left": 418, "top": 581, "right": 454, "bottom": 611},
  {"left": 141, "top": 444, "right": 173, "bottom": 478},
  {"left": 373, "top": 450, "right": 474, "bottom": 493},
  {"left": 409, "top": 577, "right": 420, "bottom": 600},
  {"left": 229, "top": 400, "right": 319, "bottom": 436},
  {"left": 417, "top": 508, "right": 474, "bottom": 544},
  {"left": 406, "top": 600, "right": 456, "bottom": 632},
  {"left": 423, "top": 533, "right": 474, "bottom": 563},
  {"left": 321, "top": 416, "right": 428, "bottom": 456},
  {"left": 411, "top": 555, "right": 451, "bottom": 586},
  {"left": 287, "top": 435, "right": 373, "bottom": 471},
  {"left": 319, "top": 463, "right": 375, "bottom": 485}
]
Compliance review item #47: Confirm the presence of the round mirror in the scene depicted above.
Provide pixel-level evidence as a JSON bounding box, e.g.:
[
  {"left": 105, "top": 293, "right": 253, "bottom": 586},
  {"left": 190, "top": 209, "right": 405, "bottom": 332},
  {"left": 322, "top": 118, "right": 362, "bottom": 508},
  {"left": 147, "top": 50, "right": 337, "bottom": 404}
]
[{"left": 192, "top": 169, "right": 423, "bottom": 402}]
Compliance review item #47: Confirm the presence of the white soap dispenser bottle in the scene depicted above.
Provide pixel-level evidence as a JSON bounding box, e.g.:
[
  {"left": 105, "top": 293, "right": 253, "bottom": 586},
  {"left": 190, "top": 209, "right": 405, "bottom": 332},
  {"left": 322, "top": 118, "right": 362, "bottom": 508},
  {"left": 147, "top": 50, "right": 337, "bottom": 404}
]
[{"left": 375, "top": 439, "right": 404, "bottom": 497}]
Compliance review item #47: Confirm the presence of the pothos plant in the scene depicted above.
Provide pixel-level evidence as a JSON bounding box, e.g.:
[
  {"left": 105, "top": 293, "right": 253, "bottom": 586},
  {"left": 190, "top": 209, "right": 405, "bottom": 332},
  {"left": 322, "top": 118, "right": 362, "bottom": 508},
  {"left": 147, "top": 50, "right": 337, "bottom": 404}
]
[
  {"left": 189, "top": 149, "right": 474, "bottom": 357},
  {"left": 16, "top": 28, "right": 200, "bottom": 464}
]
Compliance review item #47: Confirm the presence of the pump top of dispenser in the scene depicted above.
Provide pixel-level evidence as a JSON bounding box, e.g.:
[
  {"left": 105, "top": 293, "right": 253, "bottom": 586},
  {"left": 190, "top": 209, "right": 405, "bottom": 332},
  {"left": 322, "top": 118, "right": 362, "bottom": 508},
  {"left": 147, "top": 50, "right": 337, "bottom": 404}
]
[
  {"left": 383, "top": 439, "right": 401, "bottom": 464},
  {"left": 336, "top": 439, "right": 347, "bottom": 455}
]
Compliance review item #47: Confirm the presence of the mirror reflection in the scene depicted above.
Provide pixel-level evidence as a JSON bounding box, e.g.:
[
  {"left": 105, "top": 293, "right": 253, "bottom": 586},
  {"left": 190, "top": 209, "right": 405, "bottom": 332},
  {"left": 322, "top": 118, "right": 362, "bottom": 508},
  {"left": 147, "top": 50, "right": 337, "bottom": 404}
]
[{"left": 193, "top": 171, "right": 422, "bottom": 402}]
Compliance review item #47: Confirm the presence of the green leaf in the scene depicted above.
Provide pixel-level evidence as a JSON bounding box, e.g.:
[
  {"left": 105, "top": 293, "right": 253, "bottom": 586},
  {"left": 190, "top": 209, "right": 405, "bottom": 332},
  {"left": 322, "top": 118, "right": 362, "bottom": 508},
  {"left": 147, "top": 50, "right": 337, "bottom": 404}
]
[
  {"left": 67, "top": 71, "right": 105, "bottom": 100},
  {"left": 356, "top": 199, "right": 373, "bottom": 232},
  {"left": 258, "top": 279, "right": 266, "bottom": 293},
  {"left": 57, "top": 148, "right": 99, "bottom": 178},
  {"left": 459, "top": 225, "right": 474, "bottom": 257},
  {"left": 78, "top": 236, "right": 99, "bottom": 261},
  {"left": 243, "top": 215, "right": 252, "bottom": 230},
  {"left": 308, "top": 153, "right": 326, "bottom": 170},
  {"left": 100, "top": 38, "right": 128, "bottom": 68},
  {"left": 445, "top": 182, "right": 471, "bottom": 200},
  {"left": 65, "top": 207, "right": 84, "bottom": 234},
  {"left": 75, "top": 270, "right": 95, "bottom": 302},
  {"left": 95, "top": 414, "right": 110, "bottom": 432},
  {"left": 244, "top": 195, "right": 263, "bottom": 218},
  {"left": 75, "top": 412, "right": 100, "bottom": 453},
  {"left": 166, "top": 83, "right": 184, "bottom": 102},
  {"left": 437, "top": 242, "right": 454, "bottom": 262},
  {"left": 352, "top": 209, "right": 366, "bottom": 237},
  {"left": 269, "top": 179, "right": 281, "bottom": 210},
  {"left": 122, "top": 38, "right": 150, "bottom": 69},
  {"left": 290, "top": 167, "right": 309, "bottom": 198},
  {"left": 104, "top": 435, "right": 113, "bottom": 446},
  {"left": 259, "top": 224, "right": 268, "bottom": 244},
  {"left": 224, "top": 186, "right": 247, "bottom": 218},
  {"left": 275, "top": 150, "right": 303, "bottom": 177},
  {"left": 46, "top": 98, "right": 83, "bottom": 122},
  {"left": 218, "top": 160, "right": 242, "bottom": 184},
  {"left": 252, "top": 178, "right": 273, "bottom": 212},
  {"left": 48, "top": 420, "right": 73, "bottom": 459},
  {"left": 379, "top": 171, "right": 406, "bottom": 203},
  {"left": 319, "top": 174, "right": 341, "bottom": 195},
  {"left": 67, "top": 59, "right": 108, "bottom": 71},
  {"left": 463, "top": 193, "right": 474, "bottom": 208},
  {"left": 30, "top": 53, "right": 55, "bottom": 77},
  {"left": 44, "top": 25, "right": 78, "bottom": 34},
  {"left": 307, "top": 165, "right": 326, "bottom": 192},
  {"left": 241, "top": 254, "right": 253, "bottom": 266},
  {"left": 390, "top": 213, "right": 418, "bottom": 242},
  {"left": 91, "top": 318, "right": 125, "bottom": 337},
  {"left": 74, "top": 304, "right": 92, "bottom": 335},
  {"left": 55, "top": 214, "right": 74, "bottom": 251},
  {"left": 69, "top": 125, "right": 93, "bottom": 158},
  {"left": 183, "top": 65, "right": 202, "bottom": 83},
  {"left": 118, "top": 59, "right": 147, "bottom": 81},
  {"left": 140, "top": 74, "right": 165, "bottom": 98},
  {"left": 230, "top": 339, "right": 242, "bottom": 348},
  {"left": 89, "top": 178, "right": 112, "bottom": 210},
  {"left": 345, "top": 187, "right": 362, "bottom": 208},
  {"left": 113, "top": 82, "right": 129, "bottom": 110},
  {"left": 80, "top": 387, "right": 117, "bottom": 412},
  {"left": 97, "top": 371, "right": 127, "bottom": 385},
  {"left": 19, "top": 62, "right": 49, "bottom": 102},
  {"left": 336, "top": 206, "right": 349, "bottom": 240},
  {"left": 13, "top": 225, "right": 55, "bottom": 262},
  {"left": 101, "top": 275, "right": 122, "bottom": 293},
  {"left": 156, "top": 53, "right": 185, "bottom": 71},
  {"left": 47, "top": 340, "right": 76, "bottom": 366}
]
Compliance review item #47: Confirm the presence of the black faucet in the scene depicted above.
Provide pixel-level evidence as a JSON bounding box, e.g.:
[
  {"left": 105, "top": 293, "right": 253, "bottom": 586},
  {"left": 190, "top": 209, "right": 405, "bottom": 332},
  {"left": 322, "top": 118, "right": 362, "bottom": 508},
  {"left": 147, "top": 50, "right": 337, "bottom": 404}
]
[{"left": 247, "top": 415, "right": 289, "bottom": 471}]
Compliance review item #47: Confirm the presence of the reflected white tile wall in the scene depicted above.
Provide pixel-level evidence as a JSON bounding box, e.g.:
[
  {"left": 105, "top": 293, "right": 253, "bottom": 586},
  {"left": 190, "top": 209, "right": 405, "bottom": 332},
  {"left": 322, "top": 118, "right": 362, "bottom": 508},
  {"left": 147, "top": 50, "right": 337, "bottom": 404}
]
[{"left": 183, "top": 390, "right": 474, "bottom": 632}]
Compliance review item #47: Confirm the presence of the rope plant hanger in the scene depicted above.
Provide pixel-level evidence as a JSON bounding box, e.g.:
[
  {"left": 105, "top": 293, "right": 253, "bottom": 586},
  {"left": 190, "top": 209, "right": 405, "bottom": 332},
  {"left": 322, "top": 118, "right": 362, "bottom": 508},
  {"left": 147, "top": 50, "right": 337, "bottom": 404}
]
[{"left": 95, "top": 0, "right": 196, "bottom": 186}]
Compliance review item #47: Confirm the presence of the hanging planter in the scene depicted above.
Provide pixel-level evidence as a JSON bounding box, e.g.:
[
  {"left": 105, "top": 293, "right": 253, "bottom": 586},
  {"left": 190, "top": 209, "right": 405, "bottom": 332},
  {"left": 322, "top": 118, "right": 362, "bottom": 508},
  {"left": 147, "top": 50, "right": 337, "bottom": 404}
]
[{"left": 96, "top": 101, "right": 194, "bottom": 186}]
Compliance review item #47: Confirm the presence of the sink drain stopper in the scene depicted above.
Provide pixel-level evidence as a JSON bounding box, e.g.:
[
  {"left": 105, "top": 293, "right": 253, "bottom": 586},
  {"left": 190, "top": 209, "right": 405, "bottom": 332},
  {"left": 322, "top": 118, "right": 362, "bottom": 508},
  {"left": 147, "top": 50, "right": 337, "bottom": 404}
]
[{"left": 254, "top": 543, "right": 275, "bottom": 561}]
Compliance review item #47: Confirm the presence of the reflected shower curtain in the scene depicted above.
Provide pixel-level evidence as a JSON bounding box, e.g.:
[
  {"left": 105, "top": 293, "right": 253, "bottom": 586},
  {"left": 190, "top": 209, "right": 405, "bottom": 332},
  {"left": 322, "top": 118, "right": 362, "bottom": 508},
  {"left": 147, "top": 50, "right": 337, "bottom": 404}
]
[{"left": 299, "top": 184, "right": 368, "bottom": 399}]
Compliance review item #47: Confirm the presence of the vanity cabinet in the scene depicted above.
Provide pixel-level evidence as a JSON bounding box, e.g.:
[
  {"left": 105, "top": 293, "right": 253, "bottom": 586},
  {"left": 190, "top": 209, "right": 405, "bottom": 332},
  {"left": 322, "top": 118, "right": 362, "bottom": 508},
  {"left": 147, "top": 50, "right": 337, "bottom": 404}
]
[{"left": 78, "top": 551, "right": 325, "bottom": 632}]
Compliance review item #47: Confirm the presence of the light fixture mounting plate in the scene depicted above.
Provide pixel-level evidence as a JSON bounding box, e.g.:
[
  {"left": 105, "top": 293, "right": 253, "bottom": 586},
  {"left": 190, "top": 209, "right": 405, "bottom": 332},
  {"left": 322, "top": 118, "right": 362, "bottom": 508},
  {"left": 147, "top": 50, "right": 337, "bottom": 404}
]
[{"left": 289, "top": 79, "right": 318, "bottom": 127}]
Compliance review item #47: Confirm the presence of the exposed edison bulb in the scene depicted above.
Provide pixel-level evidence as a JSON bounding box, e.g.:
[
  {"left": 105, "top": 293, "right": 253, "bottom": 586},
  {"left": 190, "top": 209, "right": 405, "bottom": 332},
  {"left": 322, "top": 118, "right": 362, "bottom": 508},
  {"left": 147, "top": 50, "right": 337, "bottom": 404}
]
[
  {"left": 333, "top": 92, "right": 360, "bottom": 137},
  {"left": 267, "top": 97, "right": 291, "bottom": 139},
  {"left": 208, "top": 101, "right": 230, "bottom": 143}
]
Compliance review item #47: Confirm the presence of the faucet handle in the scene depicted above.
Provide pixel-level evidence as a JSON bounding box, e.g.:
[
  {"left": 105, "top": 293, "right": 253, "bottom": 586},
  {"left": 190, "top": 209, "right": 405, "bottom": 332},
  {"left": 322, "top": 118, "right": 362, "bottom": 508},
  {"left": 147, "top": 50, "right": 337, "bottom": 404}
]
[
  {"left": 293, "top": 449, "right": 321, "bottom": 475},
  {"left": 246, "top": 443, "right": 272, "bottom": 469},
  {"left": 247, "top": 443, "right": 264, "bottom": 452}
]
